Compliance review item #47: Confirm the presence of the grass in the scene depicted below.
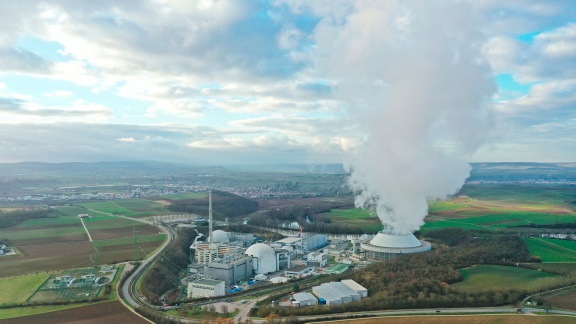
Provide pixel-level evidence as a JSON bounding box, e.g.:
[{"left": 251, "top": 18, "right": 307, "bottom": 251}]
[
  {"left": 523, "top": 238, "right": 576, "bottom": 262},
  {"left": 14, "top": 217, "right": 82, "bottom": 228},
  {"left": 0, "top": 226, "right": 87, "bottom": 242},
  {"left": 452, "top": 265, "right": 558, "bottom": 292},
  {"left": 323, "top": 208, "right": 383, "bottom": 232},
  {"left": 521, "top": 263, "right": 576, "bottom": 276},
  {"left": 323, "top": 208, "right": 375, "bottom": 219},
  {"left": 0, "top": 273, "right": 50, "bottom": 304},
  {"left": 92, "top": 234, "right": 166, "bottom": 248},
  {"left": 79, "top": 199, "right": 171, "bottom": 217}
]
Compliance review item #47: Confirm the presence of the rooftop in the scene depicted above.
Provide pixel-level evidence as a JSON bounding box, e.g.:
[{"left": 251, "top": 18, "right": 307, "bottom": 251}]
[{"left": 190, "top": 279, "right": 223, "bottom": 286}]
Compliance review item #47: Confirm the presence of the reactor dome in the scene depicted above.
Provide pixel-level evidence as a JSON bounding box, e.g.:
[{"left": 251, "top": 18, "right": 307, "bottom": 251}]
[
  {"left": 209, "top": 230, "right": 230, "bottom": 243},
  {"left": 245, "top": 243, "right": 277, "bottom": 274},
  {"left": 361, "top": 231, "right": 431, "bottom": 261}
]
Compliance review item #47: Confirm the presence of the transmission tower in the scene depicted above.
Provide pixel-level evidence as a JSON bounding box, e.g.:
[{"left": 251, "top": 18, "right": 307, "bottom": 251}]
[{"left": 133, "top": 227, "right": 139, "bottom": 260}]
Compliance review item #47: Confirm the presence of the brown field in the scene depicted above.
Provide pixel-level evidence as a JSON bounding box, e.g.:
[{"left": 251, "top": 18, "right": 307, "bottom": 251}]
[
  {"left": 545, "top": 288, "right": 576, "bottom": 311},
  {"left": 2, "top": 301, "right": 150, "bottom": 324},
  {"left": 257, "top": 197, "right": 353, "bottom": 209},
  {"left": 325, "top": 314, "right": 573, "bottom": 324},
  {"left": 2, "top": 232, "right": 88, "bottom": 246},
  {"left": 89, "top": 225, "right": 159, "bottom": 241},
  {"left": 0, "top": 242, "right": 95, "bottom": 278},
  {"left": 154, "top": 199, "right": 172, "bottom": 206},
  {"left": 95, "top": 241, "right": 163, "bottom": 264}
]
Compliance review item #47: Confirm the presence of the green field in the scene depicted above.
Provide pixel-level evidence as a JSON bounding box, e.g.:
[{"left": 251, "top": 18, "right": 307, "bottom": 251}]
[
  {"left": 0, "top": 226, "right": 87, "bottom": 242},
  {"left": 92, "top": 234, "right": 166, "bottom": 248},
  {"left": 523, "top": 238, "right": 576, "bottom": 262},
  {"left": 0, "top": 273, "right": 50, "bottom": 304},
  {"left": 161, "top": 192, "right": 206, "bottom": 200},
  {"left": 521, "top": 263, "right": 576, "bottom": 276},
  {"left": 452, "top": 265, "right": 558, "bottom": 292},
  {"left": 79, "top": 199, "right": 170, "bottom": 217},
  {"left": 322, "top": 208, "right": 383, "bottom": 232}
]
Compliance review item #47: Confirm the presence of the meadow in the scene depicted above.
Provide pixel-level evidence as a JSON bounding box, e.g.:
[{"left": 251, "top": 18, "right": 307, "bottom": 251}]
[
  {"left": 452, "top": 265, "right": 558, "bottom": 292},
  {"left": 522, "top": 238, "right": 576, "bottom": 262},
  {"left": 0, "top": 273, "right": 50, "bottom": 304},
  {"left": 322, "top": 208, "right": 383, "bottom": 232},
  {"left": 79, "top": 199, "right": 171, "bottom": 217}
]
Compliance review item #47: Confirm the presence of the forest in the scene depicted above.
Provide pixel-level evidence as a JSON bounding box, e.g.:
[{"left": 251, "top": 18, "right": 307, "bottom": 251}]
[
  {"left": 257, "top": 230, "right": 574, "bottom": 318},
  {"left": 248, "top": 201, "right": 361, "bottom": 234},
  {"left": 141, "top": 228, "right": 198, "bottom": 305},
  {"left": 167, "top": 190, "right": 258, "bottom": 219}
]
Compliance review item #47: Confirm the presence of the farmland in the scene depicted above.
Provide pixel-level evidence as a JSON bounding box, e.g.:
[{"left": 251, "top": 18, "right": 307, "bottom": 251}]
[
  {"left": 324, "top": 315, "right": 573, "bottom": 324},
  {"left": 0, "top": 301, "right": 149, "bottom": 323},
  {"left": 0, "top": 205, "right": 166, "bottom": 277},
  {"left": 544, "top": 287, "right": 576, "bottom": 311},
  {"left": 0, "top": 273, "right": 50, "bottom": 304},
  {"left": 79, "top": 199, "right": 171, "bottom": 217},
  {"left": 522, "top": 238, "right": 576, "bottom": 262},
  {"left": 422, "top": 193, "right": 576, "bottom": 232},
  {"left": 452, "top": 265, "right": 558, "bottom": 292},
  {"left": 323, "top": 208, "right": 383, "bottom": 232}
]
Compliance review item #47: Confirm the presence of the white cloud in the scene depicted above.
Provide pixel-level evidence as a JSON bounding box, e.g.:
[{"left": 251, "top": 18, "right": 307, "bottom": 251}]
[{"left": 44, "top": 90, "right": 74, "bottom": 97}]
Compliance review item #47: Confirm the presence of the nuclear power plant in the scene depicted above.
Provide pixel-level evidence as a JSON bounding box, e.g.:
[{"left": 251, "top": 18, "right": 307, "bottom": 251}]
[{"left": 360, "top": 231, "right": 431, "bottom": 261}]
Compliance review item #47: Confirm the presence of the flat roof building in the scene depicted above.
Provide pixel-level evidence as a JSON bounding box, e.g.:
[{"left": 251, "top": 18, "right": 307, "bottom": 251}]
[
  {"left": 292, "top": 292, "right": 317, "bottom": 307},
  {"left": 188, "top": 279, "right": 225, "bottom": 299},
  {"left": 341, "top": 279, "right": 368, "bottom": 298},
  {"left": 312, "top": 281, "right": 364, "bottom": 306}
]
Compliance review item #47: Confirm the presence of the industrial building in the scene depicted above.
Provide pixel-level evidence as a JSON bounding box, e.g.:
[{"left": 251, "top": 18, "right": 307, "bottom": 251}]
[
  {"left": 204, "top": 254, "right": 254, "bottom": 286},
  {"left": 275, "top": 234, "right": 328, "bottom": 253},
  {"left": 312, "top": 281, "right": 366, "bottom": 306},
  {"left": 341, "top": 279, "right": 368, "bottom": 297},
  {"left": 292, "top": 292, "right": 317, "bottom": 307},
  {"left": 187, "top": 279, "right": 225, "bottom": 298},
  {"left": 306, "top": 251, "right": 327, "bottom": 267},
  {"left": 360, "top": 232, "right": 431, "bottom": 261},
  {"left": 284, "top": 264, "right": 314, "bottom": 278}
]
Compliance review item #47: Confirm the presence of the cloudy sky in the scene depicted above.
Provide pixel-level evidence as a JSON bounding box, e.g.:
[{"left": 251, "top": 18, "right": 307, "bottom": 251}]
[{"left": 0, "top": 0, "right": 574, "bottom": 165}]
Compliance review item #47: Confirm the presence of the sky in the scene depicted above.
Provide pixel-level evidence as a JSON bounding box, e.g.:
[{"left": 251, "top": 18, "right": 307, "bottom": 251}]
[{"left": 0, "top": 0, "right": 575, "bottom": 165}]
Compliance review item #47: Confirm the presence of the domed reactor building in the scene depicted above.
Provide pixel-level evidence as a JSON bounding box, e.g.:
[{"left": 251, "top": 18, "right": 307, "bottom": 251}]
[{"left": 360, "top": 231, "right": 431, "bottom": 261}]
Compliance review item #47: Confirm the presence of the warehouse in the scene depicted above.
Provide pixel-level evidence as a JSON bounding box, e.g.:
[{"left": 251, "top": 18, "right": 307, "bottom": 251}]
[
  {"left": 312, "top": 282, "right": 360, "bottom": 306},
  {"left": 292, "top": 292, "right": 317, "bottom": 307},
  {"left": 341, "top": 279, "right": 368, "bottom": 297}
]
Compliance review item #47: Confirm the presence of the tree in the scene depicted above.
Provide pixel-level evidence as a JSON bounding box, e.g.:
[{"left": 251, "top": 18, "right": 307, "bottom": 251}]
[{"left": 221, "top": 304, "right": 229, "bottom": 315}]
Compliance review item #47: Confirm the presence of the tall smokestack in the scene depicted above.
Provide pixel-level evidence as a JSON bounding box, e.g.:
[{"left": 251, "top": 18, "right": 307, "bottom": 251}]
[{"left": 208, "top": 191, "right": 212, "bottom": 244}]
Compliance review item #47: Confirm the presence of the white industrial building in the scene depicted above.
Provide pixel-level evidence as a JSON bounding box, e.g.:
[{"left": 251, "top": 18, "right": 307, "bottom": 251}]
[
  {"left": 292, "top": 292, "right": 317, "bottom": 307},
  {"left": 306, "top": 251, "right": 327, "bottom": 267},
  {"left": 360, "top": 232, "right": 431, "bottom": 261},
  {"left": 341, "top": 279, "right": 368, "bottom": 297},
  {"left": 275, "top": 234, "right": 328, "bottom": 253},
  {"left": 312, "top": 281, "right": 364, "bottom": 306},
  {"left": 187, "top": 279, "right": 225, "bottom": 299}
]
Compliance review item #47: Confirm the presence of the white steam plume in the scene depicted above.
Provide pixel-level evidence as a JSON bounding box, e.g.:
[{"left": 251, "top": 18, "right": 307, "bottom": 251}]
[{"left": 314, "top": 1, "right": 495, "bottom": 234}]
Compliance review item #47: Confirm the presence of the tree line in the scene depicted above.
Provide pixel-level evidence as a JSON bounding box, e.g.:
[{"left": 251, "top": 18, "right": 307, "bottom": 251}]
[
  {"left": 141, "top": 228, "right": 197, "bottom": 305},
  {"left": 167, "top": 190, "right": 258, "bottom": 219},
  {"left": 0, "top": 208, "right": 58, "bottom": 228}
]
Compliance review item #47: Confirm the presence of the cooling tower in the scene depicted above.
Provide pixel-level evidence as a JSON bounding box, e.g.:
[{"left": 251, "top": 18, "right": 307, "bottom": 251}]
[{"left": 360, "top": 231, "right": 431, "bottom": 261}]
